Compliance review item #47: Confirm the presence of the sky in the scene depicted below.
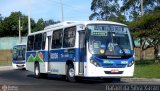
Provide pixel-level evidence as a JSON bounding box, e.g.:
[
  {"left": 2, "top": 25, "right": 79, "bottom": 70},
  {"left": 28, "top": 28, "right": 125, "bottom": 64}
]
[{"left": 0, "top": 0, "right": 92, "bottom": 21}]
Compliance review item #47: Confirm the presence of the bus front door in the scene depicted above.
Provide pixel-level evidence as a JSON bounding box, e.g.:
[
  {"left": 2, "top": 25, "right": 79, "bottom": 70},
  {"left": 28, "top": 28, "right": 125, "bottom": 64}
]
[
  {"left": 48, "top": 36, "right": 52, "bottom": 72},
  {"left": 78, "top": 31, "right": 86, "bottom": 75}
]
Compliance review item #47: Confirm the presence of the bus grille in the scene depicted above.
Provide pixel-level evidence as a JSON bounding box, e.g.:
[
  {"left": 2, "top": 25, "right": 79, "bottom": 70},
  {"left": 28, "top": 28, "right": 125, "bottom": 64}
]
[{"left": 102, "top": 64, "right": 126, "bottom": 68}]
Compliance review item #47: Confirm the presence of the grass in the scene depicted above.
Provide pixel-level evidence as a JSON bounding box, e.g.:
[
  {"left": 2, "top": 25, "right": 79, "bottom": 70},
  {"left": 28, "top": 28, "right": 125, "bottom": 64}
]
[{"left": 134, "top": 60, "right": 160, "bottom": 78}]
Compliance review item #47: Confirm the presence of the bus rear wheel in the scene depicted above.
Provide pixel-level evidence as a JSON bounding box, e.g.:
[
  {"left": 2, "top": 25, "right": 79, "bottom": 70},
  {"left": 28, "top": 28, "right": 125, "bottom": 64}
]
[
  {"left": 34, "top": 63, "right": 40, "bottom": 78},
  {"left": 66, "top": 64, "right": 76, "bottom": 82}
]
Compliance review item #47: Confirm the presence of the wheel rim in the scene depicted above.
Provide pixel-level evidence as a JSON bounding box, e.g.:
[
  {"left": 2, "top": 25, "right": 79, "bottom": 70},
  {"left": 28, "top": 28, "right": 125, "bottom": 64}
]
[
  {"left": 69, "top": 68, "right": 75, "bottom": 77},
  {"left": 35, "top": 66, "right": 39, "bottom": 76}
]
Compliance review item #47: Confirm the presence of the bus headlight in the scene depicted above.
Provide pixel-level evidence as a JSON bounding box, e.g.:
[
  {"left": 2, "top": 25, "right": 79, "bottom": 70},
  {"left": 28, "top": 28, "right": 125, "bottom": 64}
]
[
  {"left": 90, "top": 59, "right": 100, "bottom": 67},
  {"left": 128, "top": 61, "right": 134, "bottom": 67}
]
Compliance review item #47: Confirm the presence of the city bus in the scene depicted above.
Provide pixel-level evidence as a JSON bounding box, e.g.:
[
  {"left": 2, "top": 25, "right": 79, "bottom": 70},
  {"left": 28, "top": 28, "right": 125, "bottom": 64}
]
[
  {"left": 26, "top": 21, "right": 134, "bottom": 82},
  {"left": 12, "top": 44, "right": 26, "bottom": 69}
]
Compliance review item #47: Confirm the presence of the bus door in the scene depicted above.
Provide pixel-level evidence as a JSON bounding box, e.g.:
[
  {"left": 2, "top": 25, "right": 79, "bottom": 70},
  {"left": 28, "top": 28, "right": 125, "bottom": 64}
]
[
  {"left": 47, "top": 36, "right": 52, "bottom": 72},
  {"left": 78, "top": 30, "right": 86, "bottom": 74}
]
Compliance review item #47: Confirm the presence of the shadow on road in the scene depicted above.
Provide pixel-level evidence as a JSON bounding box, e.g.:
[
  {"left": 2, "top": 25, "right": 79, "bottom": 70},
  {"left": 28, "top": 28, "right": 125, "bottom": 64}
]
[{"left": 26, "top": 74, "right": 127, "bottom": 84}]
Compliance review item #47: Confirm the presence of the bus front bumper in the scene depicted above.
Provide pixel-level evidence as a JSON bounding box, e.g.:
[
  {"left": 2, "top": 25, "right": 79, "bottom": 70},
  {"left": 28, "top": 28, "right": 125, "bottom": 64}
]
[{"left": 84, "top": 64, "right": 134, "bottom": 77}]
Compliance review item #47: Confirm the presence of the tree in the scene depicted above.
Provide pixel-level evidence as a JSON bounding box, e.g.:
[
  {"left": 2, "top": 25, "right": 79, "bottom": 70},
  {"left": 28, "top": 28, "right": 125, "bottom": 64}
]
[
  {"left": 44, "top": 19, "right": 60, "bottom": 27},
  {"left": 121, "top": 0, "right": 160, "bottom": 21},
  {"left": 129, "top": 8, "right": 160, "bottom": 62},
  {"left": 89, "top": 0, "right": 127, "bottom": 23},
  {"left": 32, "top": 19, "right": 60, "bottom": 32},
  {"left": 0, "top": 14, "right": 3, "bottom": 34},
  {"left": 0, "top": 11, "right": 59, "bottom": 36},
  {"left": 0, "top": 11, "right": 35, "bottom": 37},
  {"left": 1, "top": 12, "right": 21, "bottom": 36},
  {"left": 32, "top": 18, "right": 45, "bottom": 32}
]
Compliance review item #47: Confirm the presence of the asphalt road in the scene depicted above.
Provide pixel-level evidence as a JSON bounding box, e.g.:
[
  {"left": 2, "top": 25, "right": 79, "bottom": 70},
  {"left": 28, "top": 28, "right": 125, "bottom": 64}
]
[{"left": 0, "top": 67, "right": 160, "bottom": 91}]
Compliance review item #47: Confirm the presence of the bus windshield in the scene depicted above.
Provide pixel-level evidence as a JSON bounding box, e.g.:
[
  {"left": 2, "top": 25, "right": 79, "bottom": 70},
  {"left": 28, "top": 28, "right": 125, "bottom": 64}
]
[
  {"left": 87, "top": 24, "right": 132, "bottom": 57},
  {"left": 13, "top": 45, "right": 26, "bottom": 60}
]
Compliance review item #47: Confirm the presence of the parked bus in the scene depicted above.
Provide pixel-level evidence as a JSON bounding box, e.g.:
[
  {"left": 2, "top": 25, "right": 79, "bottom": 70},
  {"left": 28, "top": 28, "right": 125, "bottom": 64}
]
[
  {"left": 26, "top": 21, "right": 134, "bottom": 82},
  {"left": 12, "top": 44, "right": 26, "bottom": 69}
]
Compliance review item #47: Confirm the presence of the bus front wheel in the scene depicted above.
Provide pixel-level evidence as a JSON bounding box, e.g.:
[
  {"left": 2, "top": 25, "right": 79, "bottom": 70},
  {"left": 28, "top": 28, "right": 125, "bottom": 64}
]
[{"left": 66, "top": 64, "right": 76, "bottom": 82}]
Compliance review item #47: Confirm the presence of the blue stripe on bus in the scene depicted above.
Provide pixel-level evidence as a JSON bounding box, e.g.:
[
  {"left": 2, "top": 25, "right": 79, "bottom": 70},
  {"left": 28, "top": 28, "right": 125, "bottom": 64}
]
[
  {"left": 26, "top": 48, "right": 134, "bottom": 68},
  {"left": 49, "top": 48, "right": 79, "bottom": 62},
  {"left": 26, "top": 48, "right": 80, "bottom": 62}
]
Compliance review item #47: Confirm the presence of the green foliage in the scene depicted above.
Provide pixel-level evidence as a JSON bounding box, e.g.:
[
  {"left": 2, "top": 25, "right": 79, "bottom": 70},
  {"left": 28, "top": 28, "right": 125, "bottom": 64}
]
[
  {"left": 129, "top": 9, "right": 160, "bottom": 40},
  {"left": 90, "top": 0, "right": 126, "bottom": 23},
  {"left": 0, "top": 11, "right": 59, "bottom": 37},
  {"left": 32, "top": 19, "right": 59, "bottom": 32},
  {"left": 90, "top": 0, "right": 160, "bottom": 22},
  {"left": 1, "top": 12, "right": 21, "bottom": 37},
  {"left": 32, "top": 18, "right": 45, "bottom": 32},
  {"left": 0, "top": 14, "right": 3, "bottom": 34},
  {"left": 121, "top": 0, "right": 159, "bottom": 21},
  {"left": 129, "top": 8, "right": 160, "bottom": 60}
]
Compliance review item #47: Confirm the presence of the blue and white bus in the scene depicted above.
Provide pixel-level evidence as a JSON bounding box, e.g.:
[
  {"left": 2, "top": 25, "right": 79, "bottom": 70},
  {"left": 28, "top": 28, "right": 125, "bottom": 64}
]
[
  {"left": 26, "top": 21, "right": 134, "bottom": 82},
  {"left": 12, "top": 44, "right": 26, "bottom": 69}
]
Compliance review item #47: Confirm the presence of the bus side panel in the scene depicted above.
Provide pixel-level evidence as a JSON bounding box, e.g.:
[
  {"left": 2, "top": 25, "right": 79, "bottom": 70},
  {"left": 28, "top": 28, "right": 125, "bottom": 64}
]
[{"left": 49, "top": 48, "right": 78, "bottom": 75}]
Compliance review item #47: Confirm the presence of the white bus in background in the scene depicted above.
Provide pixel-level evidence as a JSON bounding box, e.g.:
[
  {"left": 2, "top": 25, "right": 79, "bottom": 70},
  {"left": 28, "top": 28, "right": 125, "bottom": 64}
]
[
  {"left": 26, "top": 21, "right": 134, "bottom": 82},
  {"left": 12, "top": 44, "right": 26, "bottom": 69}
]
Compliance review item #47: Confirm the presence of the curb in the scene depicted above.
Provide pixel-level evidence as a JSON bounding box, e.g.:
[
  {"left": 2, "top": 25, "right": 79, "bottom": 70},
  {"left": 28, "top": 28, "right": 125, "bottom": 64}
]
[
  {"left": 0, "top": 66, "right": 13, "bottom": 71},
  {"left": 122, "top": 78, "right": 160, "bottom": 82}
]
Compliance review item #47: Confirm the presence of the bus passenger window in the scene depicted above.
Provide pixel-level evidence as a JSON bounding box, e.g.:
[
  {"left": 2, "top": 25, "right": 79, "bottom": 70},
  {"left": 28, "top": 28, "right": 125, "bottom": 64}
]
[
  {"left": 63, "top": 26, "right": 76, "bottom": 48},
  {"left": 27, "top": 35, "right": 34, "bottom": 51},
  {"left": 34, "top": 33, "right": 42, "bottom": 50},
  {"left": 42, "top": 33, "right": 46, "bottom": 50},
  {"left": 52, "top": 29, "right": 63, "bottom": 49}
]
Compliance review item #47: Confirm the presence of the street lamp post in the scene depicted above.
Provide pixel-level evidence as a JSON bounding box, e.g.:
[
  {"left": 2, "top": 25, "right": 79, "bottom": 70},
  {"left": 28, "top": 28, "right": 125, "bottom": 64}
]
[
  {"left": 60, "top": 0, "right": 64, "bottom": 22},
  {"left": 18, "top": 16, "right": 21, "bottom": 44},
  {"left": 28, "top": 0, "right": 31, "bottom": 34}
]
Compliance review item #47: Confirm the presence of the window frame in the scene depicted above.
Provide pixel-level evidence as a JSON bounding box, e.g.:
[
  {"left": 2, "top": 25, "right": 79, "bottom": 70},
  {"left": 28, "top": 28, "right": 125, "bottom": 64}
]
[
  {"left": 63, "top": 26, "right": 76, "bottom": 48},
  {"left": 51, "top": 29, "right": 63, "bottom": 49}
]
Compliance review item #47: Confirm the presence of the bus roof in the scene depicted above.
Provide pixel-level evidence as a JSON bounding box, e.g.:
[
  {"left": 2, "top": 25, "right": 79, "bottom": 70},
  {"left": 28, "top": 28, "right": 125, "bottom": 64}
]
[
  {"left": 14, "top": 43, "right": 26, "bottom": 46},
  {"left": 28, "top": 21, "right": 127, "bottom": 36}
]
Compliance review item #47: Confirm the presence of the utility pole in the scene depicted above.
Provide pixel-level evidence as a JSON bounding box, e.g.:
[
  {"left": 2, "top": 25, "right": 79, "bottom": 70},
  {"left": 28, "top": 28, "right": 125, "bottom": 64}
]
[
  {"left": 140, "top": 0, "right": 144, "bottom": 16},
  {"left": 140, "top": 0, "right": 144, "bottom": 62},
  {"left": 28, "top": 0, "right": 31, "bottom": 34},
  {"left": 60, "top": 0, "right": 64, "bottom": 22},
  {"left": 18, "top": 16, "right": 21, "bottom": 44}
]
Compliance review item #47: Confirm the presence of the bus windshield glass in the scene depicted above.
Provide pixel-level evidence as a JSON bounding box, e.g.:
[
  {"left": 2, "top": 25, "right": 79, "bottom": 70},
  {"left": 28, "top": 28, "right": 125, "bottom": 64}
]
[
  {"left": 87, "top": 24, "right": 132, "bottom": 57},
  {"left": 13, "top": 45, "right": 26, "bottom": 60}
]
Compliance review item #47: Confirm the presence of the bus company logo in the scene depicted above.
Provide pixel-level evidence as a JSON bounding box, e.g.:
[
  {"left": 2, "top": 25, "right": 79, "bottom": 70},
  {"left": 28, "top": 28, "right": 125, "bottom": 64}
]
[
  {"left": 1, "top": 84, "right": 8, "bottom": 91},
  {"left": 103, "top": 60, "right": 114, "bottom": 64}
]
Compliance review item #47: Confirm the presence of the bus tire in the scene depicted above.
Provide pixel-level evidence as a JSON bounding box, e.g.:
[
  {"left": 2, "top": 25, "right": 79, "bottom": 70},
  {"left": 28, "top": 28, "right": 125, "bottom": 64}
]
[
  {"left": 34, "top": 63, "right": 40, "bottom": 78},
  {"left": 66, "top": 64, "right": 76, "bottom": 82}
]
